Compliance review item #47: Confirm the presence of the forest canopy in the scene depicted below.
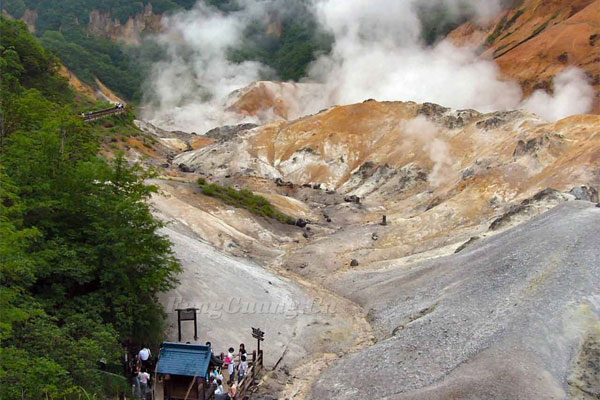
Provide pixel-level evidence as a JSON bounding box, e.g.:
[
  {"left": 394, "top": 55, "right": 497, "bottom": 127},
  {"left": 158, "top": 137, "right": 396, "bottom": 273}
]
[
  {"left": 0, "top": 17, "right": 181, "bottom": 399},
  {"left": 1, "top": 0, "right": 333, "bottom": 101}
]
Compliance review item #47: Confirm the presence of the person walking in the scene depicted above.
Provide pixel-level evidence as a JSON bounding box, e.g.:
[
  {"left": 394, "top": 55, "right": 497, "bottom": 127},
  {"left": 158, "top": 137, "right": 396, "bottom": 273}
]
[
  {"left": 139, "top": 346, "right": 151, "bottom": 369},
  {"left": 138, "top": 369, "right": 150, "bottom": 399}
]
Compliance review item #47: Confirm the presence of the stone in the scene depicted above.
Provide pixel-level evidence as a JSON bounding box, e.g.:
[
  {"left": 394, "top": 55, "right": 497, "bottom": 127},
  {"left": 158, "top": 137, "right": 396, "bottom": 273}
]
[
  {"left": 203, "top": 123, "right": 258, "bottom": 142},
  {"left": 350, "top": 259, "right": 359, "bottom": 267},
  {"left": 344, "top": 195, "right": 360, "bottom": 204},
  {"left": 178, "top": 163, "right": 194, "bottom": 173},
  {"left": 295, "top": 219, "right": 307, "bottom": 228}
]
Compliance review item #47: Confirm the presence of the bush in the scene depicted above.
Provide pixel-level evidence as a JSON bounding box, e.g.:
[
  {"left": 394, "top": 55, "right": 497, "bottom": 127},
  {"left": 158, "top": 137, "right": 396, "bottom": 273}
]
[
  {"left": 202, "top": 183, "right": 217, "bottom": 196},
  {"left": 197, "top": 180, "right": 293, "bottom": 223}
]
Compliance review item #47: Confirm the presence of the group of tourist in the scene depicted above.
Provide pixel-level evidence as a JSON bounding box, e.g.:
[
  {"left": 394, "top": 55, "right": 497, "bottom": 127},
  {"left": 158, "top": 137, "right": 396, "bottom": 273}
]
[
  {"left": 127, "top": 342, "right": 250, "bottom": 399},
  {"left": 205, "top": 342, "right": 250, "bottom": 400},
  {"left": 128, "top": 345, "right": 153, "bottom": 400}
]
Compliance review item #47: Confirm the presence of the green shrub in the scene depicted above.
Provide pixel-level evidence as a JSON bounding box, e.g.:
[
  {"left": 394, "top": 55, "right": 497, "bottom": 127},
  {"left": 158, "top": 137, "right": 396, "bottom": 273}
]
[
  {"left": 202, "top": 183, "right": 217, "bottom": 196},
  {"left": 198, "top": 180, "right": 294, "bottom": 224}
]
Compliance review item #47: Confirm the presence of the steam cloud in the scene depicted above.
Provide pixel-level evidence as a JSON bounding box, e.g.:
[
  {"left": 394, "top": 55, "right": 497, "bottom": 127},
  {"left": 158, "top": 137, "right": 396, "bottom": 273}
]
[
  {"left": 142, "top": 1, "right": 271, "bottom": 133},
  {"left": 144, "top": 0, "right": 595, "bottom": 133},
  {"left": 402, "top": 116, "right": 457, "bottom": 187},
  {"left": 520, "top": 67, "right": 595, "bottom": 122}
]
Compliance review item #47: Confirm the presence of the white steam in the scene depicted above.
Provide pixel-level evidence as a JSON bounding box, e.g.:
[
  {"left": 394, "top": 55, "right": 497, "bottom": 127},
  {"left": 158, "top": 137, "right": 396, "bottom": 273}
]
[
  {"left": 402, "top": 116, "right": 456, "bottom": 187},
  {"left": 144, "top": 0, "right": 595, "bottom": 133},
  {"left": 143, "top": 2, "right": 270, "bottom": 132},
  {"left": 308, "top": 0, "right": 593, "bottom": 116},
  {"left": 520, "top": 68, "right": 595, "bottom": 121}
]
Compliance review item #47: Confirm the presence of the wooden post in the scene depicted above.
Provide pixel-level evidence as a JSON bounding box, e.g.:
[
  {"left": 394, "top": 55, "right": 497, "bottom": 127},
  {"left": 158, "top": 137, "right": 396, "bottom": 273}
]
[
  {"left": 177, "top": 310, "right": 182, "bottom": 342},
  {"left": 251, "top": 328, "right": 265, "bottom": 367},
  {"left": 193, "top": 311, "right": 198, "bottom": 341}
]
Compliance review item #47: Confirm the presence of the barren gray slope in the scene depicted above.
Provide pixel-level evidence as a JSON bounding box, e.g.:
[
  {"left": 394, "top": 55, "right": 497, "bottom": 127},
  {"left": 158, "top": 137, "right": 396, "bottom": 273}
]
[
  {"left": 155, "top": 217, "right": 362, "bottom": 371},
  {"left": 313, "top": 201, "right": 600, "bottom": 399}
]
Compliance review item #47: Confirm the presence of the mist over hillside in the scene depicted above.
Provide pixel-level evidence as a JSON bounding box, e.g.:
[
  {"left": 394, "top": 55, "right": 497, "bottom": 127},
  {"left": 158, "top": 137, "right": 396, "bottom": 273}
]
[{"left": 142, "top": 0, "right": 596, "bottom": 132}]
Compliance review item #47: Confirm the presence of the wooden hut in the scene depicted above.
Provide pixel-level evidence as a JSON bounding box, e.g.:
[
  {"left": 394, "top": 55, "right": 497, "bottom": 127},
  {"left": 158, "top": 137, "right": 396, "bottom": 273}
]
[{"left": 154, "top": 342, "right": 212, "bottom": 400}]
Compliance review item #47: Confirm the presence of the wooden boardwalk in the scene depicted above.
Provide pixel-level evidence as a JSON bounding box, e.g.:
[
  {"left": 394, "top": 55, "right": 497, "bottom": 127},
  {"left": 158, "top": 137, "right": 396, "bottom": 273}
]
[{"left": 82, "top": 106, "right": 126, "bottom": 122}]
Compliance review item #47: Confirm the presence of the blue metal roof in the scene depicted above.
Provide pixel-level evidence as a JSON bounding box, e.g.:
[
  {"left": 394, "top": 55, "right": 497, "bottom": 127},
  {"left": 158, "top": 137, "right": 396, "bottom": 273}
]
[{"left": 156, "top": 342, "right": 211, "bottom": 377}]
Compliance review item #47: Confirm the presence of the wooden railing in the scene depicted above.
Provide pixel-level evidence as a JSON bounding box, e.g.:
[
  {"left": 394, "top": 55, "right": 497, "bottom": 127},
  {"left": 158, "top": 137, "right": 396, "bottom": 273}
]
[{"left": 234, "top": 350, "right": 263, "bottom": 400}]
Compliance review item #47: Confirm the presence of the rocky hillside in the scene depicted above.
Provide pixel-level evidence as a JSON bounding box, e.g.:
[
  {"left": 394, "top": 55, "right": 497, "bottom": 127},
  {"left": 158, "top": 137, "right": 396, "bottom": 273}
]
[
  {"left": 133, "top": 97, "right": 600, "bottom": 398},
  {"left": 172, "top": 99, "right": 599, "bottom": 299},
  {"left": 86, "top": 4, "right": 163, "bottom": 45},
  {"left": 449, "top": 0, "right": 600, "bottom": 113}
]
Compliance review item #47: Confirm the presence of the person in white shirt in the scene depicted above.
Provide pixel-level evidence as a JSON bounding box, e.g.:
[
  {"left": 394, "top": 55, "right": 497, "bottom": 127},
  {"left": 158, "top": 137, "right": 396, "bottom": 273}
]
[
  {"left": 138, "top": 370, "right": 150, "bottom": 398},
  {"left": 139, "top": 347, "right": 151, "bottom": 370},
  {"left": 226, "top": 347, "right": 236, "bottom": 385},
  {"left": 139, "top": 347, "right": 151, "bottom": 361},
  {"left": 214, "top": 379, "right": 224, "bottom": 395}
]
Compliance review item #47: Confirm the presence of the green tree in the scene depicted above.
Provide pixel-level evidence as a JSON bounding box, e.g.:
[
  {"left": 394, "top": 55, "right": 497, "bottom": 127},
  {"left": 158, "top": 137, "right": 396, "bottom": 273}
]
[{"left": 1, "top": 17, "right": 181, "bottom": 398}]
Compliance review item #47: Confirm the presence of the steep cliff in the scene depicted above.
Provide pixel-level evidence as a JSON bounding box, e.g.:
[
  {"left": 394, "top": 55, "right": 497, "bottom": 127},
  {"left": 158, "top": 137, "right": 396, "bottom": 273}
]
[{"left": 87, "top": 4, "right": 162, "bottom": 45}]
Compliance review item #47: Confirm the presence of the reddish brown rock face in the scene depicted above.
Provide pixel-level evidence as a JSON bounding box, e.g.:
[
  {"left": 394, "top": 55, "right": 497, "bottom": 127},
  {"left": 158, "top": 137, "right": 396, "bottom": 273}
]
[{"left": 449, "top": 0, "right": 600, "bottom": 113}]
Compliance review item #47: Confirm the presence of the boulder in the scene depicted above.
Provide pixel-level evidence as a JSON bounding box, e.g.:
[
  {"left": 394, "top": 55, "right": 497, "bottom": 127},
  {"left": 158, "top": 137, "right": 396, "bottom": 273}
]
[
  {"left": 178, "top": 163, "right": 195, "bottom": 173},
  {"left": 344, "top": 195, "right": 361, "bottom": 204},
  {"left": 295, "top": 219, "right": 307, "bottom": 228}
]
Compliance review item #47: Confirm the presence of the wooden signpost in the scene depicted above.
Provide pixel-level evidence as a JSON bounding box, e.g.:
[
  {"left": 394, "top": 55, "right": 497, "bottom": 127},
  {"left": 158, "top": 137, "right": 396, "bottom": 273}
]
[
  {"left": 176, "top": 308, "right": 198, "bottom": 342},
  {"left": 251, "top": 327, "right": 265, "bottom": 366}
]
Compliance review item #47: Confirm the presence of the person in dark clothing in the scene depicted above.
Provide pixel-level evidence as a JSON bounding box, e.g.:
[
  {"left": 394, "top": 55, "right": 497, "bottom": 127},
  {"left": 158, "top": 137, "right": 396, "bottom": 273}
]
[
  {"left": 206, "top": 341, "right": 224, "bottom": 368},
  {"left": 205, "top": 375, "right": 217, "bottom": 398},
  {"left": 238, "top": 343, "right": 247, "bottom": 361}
]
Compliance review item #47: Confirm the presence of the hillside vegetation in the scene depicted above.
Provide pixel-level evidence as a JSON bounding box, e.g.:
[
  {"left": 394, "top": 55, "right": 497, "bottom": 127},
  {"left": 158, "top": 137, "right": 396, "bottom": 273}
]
[
  {"left": 0, "top": 17, "right": 180, "bottom": 399},
  {"left": 2, "top": 0, "right": 194, "bottom": 101},
  {"left": 198, "top": 178, "right": 295, "bottom": 224},
  {"left": 3, "top": 0, "right": 333, "bottom": 100}
]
